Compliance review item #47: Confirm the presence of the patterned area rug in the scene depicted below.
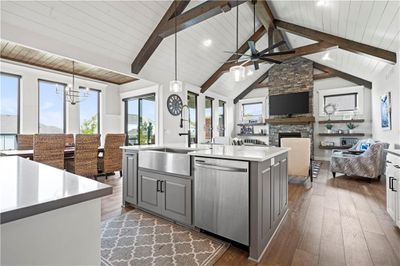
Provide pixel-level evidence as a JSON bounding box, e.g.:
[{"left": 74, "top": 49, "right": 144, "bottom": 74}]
[{"left": 101, "top": 209, "right": 229, "bottom": 266}]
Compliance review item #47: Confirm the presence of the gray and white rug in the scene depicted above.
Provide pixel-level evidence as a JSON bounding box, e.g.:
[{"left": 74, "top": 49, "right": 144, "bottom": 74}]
[{"left": 101, "top": 209, "right": 229, "bottom": 266}]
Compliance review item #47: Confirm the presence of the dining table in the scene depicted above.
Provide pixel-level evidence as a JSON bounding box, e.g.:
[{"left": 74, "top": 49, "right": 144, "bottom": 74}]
[{"left": 0, "top": 146, "right": 104, "bottom": 159}]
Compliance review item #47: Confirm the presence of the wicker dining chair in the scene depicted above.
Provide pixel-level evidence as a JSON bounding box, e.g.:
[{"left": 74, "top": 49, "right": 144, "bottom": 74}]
[
  {"left": 98, "top": 133, "right": 126, "bottom": 178},
  {"left": 65, "top": 134, "right": 75, "bottom": 147},
  {"left": 65, "top": 134, "right": 100, "bottom": 178},
  {"left": 33, "top": 134, "right": 65, "bottom": 169},
  {"left": 16, "top": 134, "right": 34, "bottom": 150}
]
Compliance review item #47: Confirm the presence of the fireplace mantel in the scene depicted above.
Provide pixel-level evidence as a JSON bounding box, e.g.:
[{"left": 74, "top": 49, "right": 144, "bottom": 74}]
[{"left": 265, "top": 116, "right": 316, "bottom": 125}]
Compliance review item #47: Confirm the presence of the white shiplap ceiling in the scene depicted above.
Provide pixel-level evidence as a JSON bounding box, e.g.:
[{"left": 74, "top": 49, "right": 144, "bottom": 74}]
[{"left": 1, "top": 0, "right": 399, "bottom": 97}]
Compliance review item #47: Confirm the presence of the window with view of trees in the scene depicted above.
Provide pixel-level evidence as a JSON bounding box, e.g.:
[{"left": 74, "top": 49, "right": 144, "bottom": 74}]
[
  {"left": 39, "top": 80, "right": 65, "bottom": 133},
  {"left": 124, "top": 94, "right": 156, "bottom": 145},
  {"left": 0, "top": 73, "right": 20, "bottom": 150},
  {"left": 80, "top": 88, "right": 100, "bottom": 134},
  {"left": 242, "top": 102, "right": 263, "bottom": 121},
  {"left": 218, "top": 100, "right": 225, "bottom": 137},
  {"left": 205, "top": 96, "right": 213, "bottom": 140},
  {"left": 187, "top": 91, "right": 198, "bottom": 144}
]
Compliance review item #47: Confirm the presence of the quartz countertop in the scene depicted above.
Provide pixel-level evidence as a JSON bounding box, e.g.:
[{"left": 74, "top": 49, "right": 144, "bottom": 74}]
[
  {"left": 120, "top": 143, "right": 212, "bottom": 151},
  {"left": 188, "top": 145, "right": 289, "bottom": 161},
  {"left": 0, "top": 156, "right": 112, "bottom": 224}
]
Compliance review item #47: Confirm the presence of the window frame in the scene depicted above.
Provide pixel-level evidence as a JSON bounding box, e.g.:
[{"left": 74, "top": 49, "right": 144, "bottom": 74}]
[
  {"left": 38, "top": 79, "right": 66, "bottom": 133},
  {"left": 242, "top": 102, "right": 263, "bottom": 119},
  {"left": 205, "top": 96, "right": 214, "bottom": 140},
  {"left": 218, "top": 100, "right": 226, "bottom": 137},
  {"left": 323, "top": 92, "right": 358, "bottom": 112},
  {"left": 123, "top": 93, "right": 156, "bottom": 146},
  {"left": 79, "top": 87, "right": 101, "bottom": 134},
  {"left": 0, "top": 72, "right": 21, "bottom": 134},
  {"left": 187, "top": 91, "right": 198, "bottom": 144}
]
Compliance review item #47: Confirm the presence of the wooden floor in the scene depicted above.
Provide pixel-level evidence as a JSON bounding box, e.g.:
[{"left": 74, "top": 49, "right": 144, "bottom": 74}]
[{"left": 100, "top": 162, "right": 400, "bottom": 266}]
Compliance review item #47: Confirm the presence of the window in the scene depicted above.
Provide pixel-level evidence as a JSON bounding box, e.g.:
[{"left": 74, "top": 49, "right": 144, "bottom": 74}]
[
  {"left": 218, "top": 100, "right": 225, "bottom": 137},
  {"left": 187, "top": 91, "right": 198, "bottom": 144},
  {"left": 124, "top": 94, "right": 156, "bottom": 145},
  {"left": 324, "top": 93, "right": 358, "bottom": 112},
  {"left": 39, "top": 80, "right": 65, "bottom": 133},
  {"left": 242, "top": 102, "right": 263, "bottom": 121},
  {"left": 0, "top": 73, "right": 20, "bottom": 150},
  {"left": 205, "top": 96, "right": 213, "bottom": 140},
  {"left": 79, "top": 88, "right": 100, "bottom": 134}
]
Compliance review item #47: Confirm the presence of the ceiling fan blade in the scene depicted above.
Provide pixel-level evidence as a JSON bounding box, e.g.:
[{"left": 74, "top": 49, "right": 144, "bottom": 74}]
[
  {"left": 259, "top": 57, "right": 282, "bottom": 64},
  {"left": 254, "top": 61, "right": 259, "bottom": 70},
  {"left": 222, "top": 56, "right": 251, "bottom": 64},
  {"left": 223, "top": 51, "right": 248, "bottom": 56},
  {"left": 264, "top": 50, "right": 296, "bottom": 56},
  {"left": 248, "top": 41, "right": 257, "bottom": 55},
  {"left": 258, "top": 40, "right": 286, "bottom": 56}
]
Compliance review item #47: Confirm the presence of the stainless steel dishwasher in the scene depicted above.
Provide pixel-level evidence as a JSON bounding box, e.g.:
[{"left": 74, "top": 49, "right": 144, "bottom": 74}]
[{"left": 194, "top": 157, "right": 249, "bottom": 245}]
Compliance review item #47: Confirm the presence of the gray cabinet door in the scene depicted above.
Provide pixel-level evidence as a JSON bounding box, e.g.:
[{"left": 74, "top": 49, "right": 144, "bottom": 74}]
[
  {"left": 161, "top": 175, "right": 192, "bottom": 225},
  {"left": 261, "top": 167, "right": 272, "bottom": 237},
  {"left": 280, "top": 158, "right": 288, "bottom": 211},
  {"left": 272, "top": 162, "right": 281, "bottom": 224},
  {"left": 123, "top": 153, "right": 137, "bottom": 205},
  {"left": 138, "top": 172, "right": 162, "bottom": 214}
]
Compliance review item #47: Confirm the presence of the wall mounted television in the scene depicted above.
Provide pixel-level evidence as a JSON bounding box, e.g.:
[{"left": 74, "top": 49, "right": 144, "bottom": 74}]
[{"left": 269, "top": 92, "right": 309, "bottom": 116}]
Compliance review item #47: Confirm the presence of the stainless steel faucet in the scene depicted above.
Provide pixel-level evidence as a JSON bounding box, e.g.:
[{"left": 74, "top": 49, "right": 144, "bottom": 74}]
[{"left": 179, "top": 105, "right": 191, "bottom": 147}]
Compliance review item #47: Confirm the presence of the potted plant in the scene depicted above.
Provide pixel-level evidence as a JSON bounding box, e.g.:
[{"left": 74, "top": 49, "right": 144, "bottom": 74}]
[
  {"left": 346, "top": 122, "right": 358, "bottom": 134},
  {"left": 325, "top": 124, "right": 333, "bottom": 133}
]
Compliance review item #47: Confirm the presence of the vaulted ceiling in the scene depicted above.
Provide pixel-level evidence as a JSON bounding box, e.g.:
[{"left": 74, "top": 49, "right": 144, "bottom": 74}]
[{"left": 1, "top": 1, "right": 399, "bottom": 97}]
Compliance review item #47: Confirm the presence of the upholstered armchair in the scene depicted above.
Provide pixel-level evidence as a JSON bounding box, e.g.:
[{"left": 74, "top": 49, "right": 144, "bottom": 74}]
[{"left": 330, "top": 142, "right": 389, "bottom": 182}]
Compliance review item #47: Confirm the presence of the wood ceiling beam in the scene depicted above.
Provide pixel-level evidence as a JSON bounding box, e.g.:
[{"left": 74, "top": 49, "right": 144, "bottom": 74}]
[
  {"left": 313, "top": 62, "right": 372, "bottom": 89},
  {"left": 131, "top": 0, "right": 190, "bottom": 74},
  {"left": 200, "top": 26, "right": 267, "bottom": 93},
  {"left": 234, "top": 69, "right": 270, "bottom": 103},
  {"left": 158, "top": 0, "right": 247, "bottom": 38},
  {"left": 275, "top": 19, "right": 397, "bottom": 64}
]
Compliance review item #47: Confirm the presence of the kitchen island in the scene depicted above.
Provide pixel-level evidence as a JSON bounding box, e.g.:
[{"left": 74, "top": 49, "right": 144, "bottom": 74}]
[
  {"left": 0, "top": 156, "right": 112, "bottom": 265},
  {"left": 121, "top": 144, "right": 289, "bottom": 262}
]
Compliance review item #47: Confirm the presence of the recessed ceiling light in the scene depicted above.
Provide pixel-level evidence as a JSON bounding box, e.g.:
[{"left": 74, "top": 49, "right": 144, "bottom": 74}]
[
  {"left": 322, "top": 52, "right": 332, "bottom": 61},
  {"left": 202, "top": 39, "right": 212, "bottom": 47},
  {"left": 316, "top": 0, "right": 327, "bottom": 7}
]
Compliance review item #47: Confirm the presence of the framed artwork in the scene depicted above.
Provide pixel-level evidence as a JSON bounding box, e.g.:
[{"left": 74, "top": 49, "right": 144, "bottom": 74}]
[{"left": 380, "top": 92, "right": 391, "bottom": 130}]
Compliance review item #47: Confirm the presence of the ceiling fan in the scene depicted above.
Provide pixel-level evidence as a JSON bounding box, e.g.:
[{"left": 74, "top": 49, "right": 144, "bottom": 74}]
[{"left": 225, "top": 1, "right": 295, "bottom": 70}]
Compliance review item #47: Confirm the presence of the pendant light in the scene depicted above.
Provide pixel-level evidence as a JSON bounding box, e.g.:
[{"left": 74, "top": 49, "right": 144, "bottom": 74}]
[
  {"left": 229, "top": 0, "right": 245, "bottom": 82},
  {"left": 169, "top": 0, "right": 183, "bottom": 92},
  {"left": 57, "top": 61, "right": 89, "bottom": 105}
]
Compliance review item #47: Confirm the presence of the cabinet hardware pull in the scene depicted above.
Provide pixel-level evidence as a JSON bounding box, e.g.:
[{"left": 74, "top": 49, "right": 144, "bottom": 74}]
[
  {"left": 160, "top": 180, "right": 165, "bottom": 193},
  {"left": 156, "top": 180, "right": 160, "bottom": 192},
  {"left": 392, "top": 178, "right": 397, "bottom": 192},
  {"left": 394, "top": 165, "right": 400, "bottom": 169},
  {"left": 389, "top": 177, "right": 393, "bottom": 190}
]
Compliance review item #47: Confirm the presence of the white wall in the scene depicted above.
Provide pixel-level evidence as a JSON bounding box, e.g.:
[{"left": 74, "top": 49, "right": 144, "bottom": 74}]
[
  {"left": 372, "top": 50, "right": 400, "bottom": 148},
  {"left": 0, "top": 60, "right": 121, "bottom": 144},
  {"left": 119, "top": 81, "right": 234, "bottom": 145},
  {"left": 313, "top": 78, "right": 372, "bottom": 160}
]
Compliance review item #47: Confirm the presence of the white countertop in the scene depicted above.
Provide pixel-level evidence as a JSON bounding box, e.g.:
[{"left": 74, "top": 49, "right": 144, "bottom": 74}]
[
  {"left": 122, "top": 143, "right": 289, "bottom": 162},
  {"left": 0, "top": 156, "right": 112, "bottom": 224},
  {"left": 188, "top": 145, "right": 290, "bottom": 161}
]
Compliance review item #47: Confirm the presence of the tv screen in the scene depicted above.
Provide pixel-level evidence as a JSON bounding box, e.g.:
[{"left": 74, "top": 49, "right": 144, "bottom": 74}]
[{"left": 269, "top": 92, "right": 309, "bottom": 116}]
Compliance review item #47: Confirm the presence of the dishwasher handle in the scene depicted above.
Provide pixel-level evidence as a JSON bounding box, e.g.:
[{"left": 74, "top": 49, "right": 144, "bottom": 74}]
[{"left": 195, "top": 161, "right": 248, "bottom": 172}]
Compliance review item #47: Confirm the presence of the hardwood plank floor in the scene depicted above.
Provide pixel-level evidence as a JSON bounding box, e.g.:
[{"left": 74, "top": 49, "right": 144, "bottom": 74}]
[{"left": 99, "top": 161, "right": 400, "bottom": 265}]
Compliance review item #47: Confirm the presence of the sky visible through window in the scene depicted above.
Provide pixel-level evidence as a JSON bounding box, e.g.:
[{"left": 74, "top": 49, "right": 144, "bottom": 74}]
[
  {"left": 39, "top": 80, "right": 64, "bottom": 133},
  {"left": 80, "top": 89, "right": 99, "bottom": 133},
  {"left": 0, "top": 74, "right": 18, "bottom": 133}
]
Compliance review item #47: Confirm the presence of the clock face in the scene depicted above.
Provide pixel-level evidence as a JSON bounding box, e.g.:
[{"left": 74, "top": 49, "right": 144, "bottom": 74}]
[{"left": 167, "top": 94, "right": 183, "bottom": 116}]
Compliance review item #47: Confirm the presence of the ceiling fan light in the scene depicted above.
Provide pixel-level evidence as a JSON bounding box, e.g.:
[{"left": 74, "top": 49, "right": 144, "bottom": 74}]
[
  {"left": 169, "top": 80, "right": 183, "bottom": 93},
  {"left": 230, "top": 65, "right": 246, "bottom": 82}
]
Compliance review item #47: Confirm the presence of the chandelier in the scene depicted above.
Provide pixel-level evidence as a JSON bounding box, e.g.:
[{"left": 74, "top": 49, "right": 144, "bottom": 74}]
[{"left": 57, "top": 61, "right": 89, "bottom": 105}]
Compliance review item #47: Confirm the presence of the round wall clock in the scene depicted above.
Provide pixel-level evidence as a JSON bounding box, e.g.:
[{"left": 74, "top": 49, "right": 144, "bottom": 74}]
[{"left": 167, "top": 94, "right": 183, "bottom": 116}]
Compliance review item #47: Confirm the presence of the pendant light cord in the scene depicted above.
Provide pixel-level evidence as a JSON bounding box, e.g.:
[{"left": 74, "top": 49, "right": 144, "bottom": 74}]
[
  {"left": 174, "top": 0, "right": 177, "bottom": 81},
  {"left": 253, "top": 0, "right": 256, "bottom": 34},
  {"left": 236, "top": 0, "right": 239, "bottom": 51}
]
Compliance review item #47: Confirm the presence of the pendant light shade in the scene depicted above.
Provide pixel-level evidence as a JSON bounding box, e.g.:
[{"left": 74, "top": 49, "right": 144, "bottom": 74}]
[
  {"left": 230, "top": 65, "right": 246, "bottom": 82},
  {"left": 169, "top": 80, "right": 183, "bottom": 93},
  {"left": 169, "top": 0, "right": 183, "bottom": 93}
]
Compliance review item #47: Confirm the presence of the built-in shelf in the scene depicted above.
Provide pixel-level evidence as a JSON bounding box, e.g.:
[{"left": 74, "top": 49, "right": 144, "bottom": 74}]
[
  {"left": 265, "top": 116, "right": 315, "bottom": 125},
  {"left": 319, "top": 145, "right": 353, "bottom": 150},
  {"left": 237, "top": 122, "right": 266, "bottom": 126},
  {"left": 318, "top": 119, "right": 365, "bottom": 124},
  {"left": 237, "top": 133, "right": 268, "bottom": 136},
  {"left": 318, "top": 133, "right": 365, "bottom": 137}
]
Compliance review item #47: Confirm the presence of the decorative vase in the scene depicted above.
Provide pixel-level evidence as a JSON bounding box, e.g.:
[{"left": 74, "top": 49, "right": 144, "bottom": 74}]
[
  {"left": 327, "top": 129, "right": 332, "bottom": 134},
  {"left": 349, "top": 129, "right": 353, "bottom": 134}
]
